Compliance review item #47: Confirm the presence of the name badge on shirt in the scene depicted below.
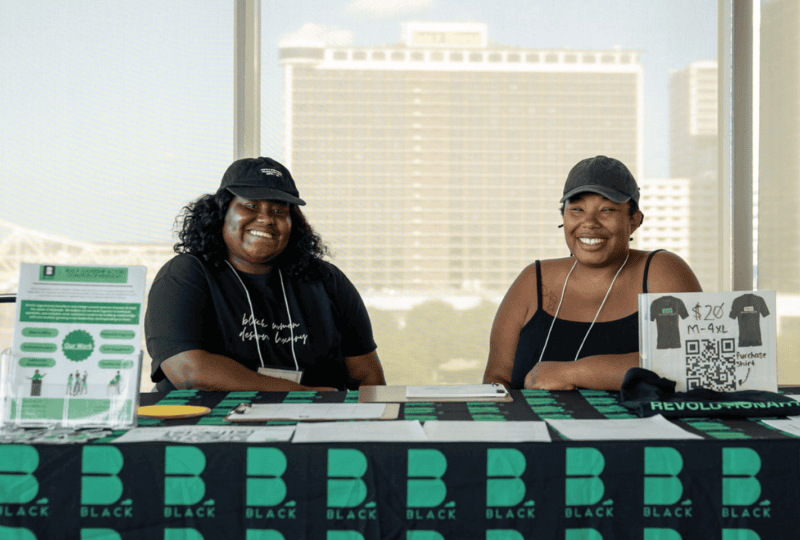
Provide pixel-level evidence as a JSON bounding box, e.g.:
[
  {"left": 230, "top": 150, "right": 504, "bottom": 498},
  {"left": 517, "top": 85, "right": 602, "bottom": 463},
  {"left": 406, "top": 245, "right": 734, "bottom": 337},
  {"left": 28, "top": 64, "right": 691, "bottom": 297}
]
[{"left": 258, "top": 366, "right": 303, "bottom": 384}]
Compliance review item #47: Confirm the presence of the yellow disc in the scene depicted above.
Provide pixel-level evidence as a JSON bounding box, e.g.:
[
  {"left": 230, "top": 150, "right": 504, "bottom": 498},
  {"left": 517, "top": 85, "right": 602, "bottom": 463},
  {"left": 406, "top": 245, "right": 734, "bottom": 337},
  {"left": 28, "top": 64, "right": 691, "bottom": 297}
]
[{"left": 137, "top": 405, "right": 211, "bottom": 419}]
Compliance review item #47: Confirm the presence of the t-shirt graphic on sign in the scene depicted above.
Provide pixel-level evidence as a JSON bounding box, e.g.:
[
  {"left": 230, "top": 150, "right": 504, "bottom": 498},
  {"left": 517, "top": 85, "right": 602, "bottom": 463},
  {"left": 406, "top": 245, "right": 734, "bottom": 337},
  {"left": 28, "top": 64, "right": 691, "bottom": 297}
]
[
  {"left": 650, "top": 296, "right": 690, "bottom": 349},
  {"left": 729, "top": 293, "right": 770, "bottom": 347}
]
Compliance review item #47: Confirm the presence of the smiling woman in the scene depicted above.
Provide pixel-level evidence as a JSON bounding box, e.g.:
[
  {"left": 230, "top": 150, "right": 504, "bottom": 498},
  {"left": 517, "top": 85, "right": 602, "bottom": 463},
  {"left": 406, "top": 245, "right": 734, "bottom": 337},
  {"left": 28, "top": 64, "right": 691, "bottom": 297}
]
[
  {"left": 144, "top": 157, "right": 386, "bottom": 393},
  {"left": 483, "top": 156, "right": 702, "bottom": 391},
  {"left": 223, "top": 197, "right": 293, "bottom": 273}
]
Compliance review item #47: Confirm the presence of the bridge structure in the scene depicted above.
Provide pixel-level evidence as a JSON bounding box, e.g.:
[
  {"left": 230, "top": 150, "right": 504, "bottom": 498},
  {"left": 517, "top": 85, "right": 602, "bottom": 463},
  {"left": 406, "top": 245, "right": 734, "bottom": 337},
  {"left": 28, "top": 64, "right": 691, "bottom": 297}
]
[
  {"left": 0, "top": 217, "right": 174, "bottom": 293},
  {"left": 0, "top": 218, "right": 174, "bottom": 391}
]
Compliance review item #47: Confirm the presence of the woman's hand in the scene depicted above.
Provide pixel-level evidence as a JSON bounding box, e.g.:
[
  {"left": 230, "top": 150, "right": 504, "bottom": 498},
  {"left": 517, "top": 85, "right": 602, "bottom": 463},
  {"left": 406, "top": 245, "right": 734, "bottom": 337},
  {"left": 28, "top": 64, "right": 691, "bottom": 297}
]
[{"left": 524, "top": 361, "right": 577, "bottom": 390}]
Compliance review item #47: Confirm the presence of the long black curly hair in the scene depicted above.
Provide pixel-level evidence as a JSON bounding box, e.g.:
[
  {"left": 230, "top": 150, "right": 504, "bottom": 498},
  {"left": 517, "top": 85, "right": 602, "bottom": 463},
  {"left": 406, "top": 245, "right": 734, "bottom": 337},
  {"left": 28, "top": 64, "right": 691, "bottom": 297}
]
[{"left": 173, "top": 187, "right": 328, "bottom": 278}]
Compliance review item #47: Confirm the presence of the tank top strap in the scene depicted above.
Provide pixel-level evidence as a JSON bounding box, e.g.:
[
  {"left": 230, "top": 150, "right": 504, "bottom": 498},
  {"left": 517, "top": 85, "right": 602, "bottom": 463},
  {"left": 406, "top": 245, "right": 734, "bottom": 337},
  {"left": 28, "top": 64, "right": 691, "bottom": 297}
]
[
  {"left": 535, "top": 260, "right": 543, "bottom": 308},
  {"left": 642, "top": 249, "right": 665, "bottom": 294}
]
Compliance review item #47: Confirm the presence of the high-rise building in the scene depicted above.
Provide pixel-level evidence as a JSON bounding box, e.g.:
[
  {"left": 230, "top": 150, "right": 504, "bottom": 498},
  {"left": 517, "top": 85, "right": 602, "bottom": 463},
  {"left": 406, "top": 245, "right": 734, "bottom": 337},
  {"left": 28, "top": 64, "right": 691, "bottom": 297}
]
[
  {"left": 280, "top": 22, "right": 642, "bottom": 292},
  {"left": 759, "top": 0, "right": 800, "bottom": 294},
  {"left": 669, "top": 60, "right": 718, "bottom": 291},
  {"left": 637, "top": 177, "right": 691, "bottom": 261}
]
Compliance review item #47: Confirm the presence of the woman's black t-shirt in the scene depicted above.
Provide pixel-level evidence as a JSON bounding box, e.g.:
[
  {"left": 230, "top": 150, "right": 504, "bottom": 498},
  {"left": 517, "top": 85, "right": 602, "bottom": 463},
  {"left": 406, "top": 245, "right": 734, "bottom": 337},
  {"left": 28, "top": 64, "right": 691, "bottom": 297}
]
[{"left": 145, "top": 255, "right": 376, "bottom": 391}]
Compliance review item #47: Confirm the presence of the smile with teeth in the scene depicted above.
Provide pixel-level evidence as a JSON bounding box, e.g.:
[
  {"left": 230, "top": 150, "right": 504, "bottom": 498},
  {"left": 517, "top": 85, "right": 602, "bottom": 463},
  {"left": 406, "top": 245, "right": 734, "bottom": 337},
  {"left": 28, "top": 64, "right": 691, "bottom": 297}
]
[
  {"left": 249, "top": 230, "right": 274, "bottom": 239},
  {"left": 579, "top": 238, "right": 604, "bottom": 245}
]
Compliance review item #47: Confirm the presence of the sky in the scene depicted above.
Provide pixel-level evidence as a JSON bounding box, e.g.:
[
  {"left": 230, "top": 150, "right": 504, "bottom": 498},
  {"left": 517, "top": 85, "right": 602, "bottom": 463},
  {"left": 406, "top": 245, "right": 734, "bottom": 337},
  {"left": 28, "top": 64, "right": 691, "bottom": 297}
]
[{"left": 0, "top": 0, "right": 717, "bottom": 244}]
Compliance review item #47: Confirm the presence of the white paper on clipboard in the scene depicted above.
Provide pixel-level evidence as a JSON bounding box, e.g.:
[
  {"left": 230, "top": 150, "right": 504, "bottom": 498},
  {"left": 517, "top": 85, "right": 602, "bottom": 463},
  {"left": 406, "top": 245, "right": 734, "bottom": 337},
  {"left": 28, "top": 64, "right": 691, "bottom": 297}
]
[
  {"left": 226, "top": 402, "right": 397, "bottom": 422},
  {"left": 405, "top": 383, "right": 509, "bottom": 400}
]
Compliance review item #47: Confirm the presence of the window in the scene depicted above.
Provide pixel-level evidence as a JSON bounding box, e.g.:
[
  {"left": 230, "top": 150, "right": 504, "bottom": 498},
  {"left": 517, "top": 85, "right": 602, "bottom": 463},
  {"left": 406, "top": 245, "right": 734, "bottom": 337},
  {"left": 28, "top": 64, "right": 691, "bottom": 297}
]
[
  {"left": 758, "top": 0, "right": 799, "bottom": 383},
  {"left": 1, "top": 1, "right": 736, "bottom": 391}
]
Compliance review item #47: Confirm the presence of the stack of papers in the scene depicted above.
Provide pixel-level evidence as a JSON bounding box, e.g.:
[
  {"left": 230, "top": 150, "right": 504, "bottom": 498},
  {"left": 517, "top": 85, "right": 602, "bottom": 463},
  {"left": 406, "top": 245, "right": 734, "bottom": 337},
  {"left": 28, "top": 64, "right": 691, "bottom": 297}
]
[
  {"left": 106, "top": 414, "right": 704, "bottom": 443},
  {"left": 545, "top": 415, "right": 702, "bottom": 441},
  {"left": 423, "top": 420, "right": 550, "bottom": 442},
  {"left": 293, "top": 420, "right": 426, "bottom": 443},
  {"left": 113, "top": 425, "right": 296, "bottom": 444}
]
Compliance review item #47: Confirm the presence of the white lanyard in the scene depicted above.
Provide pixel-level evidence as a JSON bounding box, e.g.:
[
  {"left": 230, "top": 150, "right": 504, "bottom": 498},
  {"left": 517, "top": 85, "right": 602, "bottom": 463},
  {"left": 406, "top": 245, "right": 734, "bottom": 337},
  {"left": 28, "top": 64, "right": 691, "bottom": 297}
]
[
  {"left": 538, "top": 252, "right": 630, "bottom": 365},
  {"left": 225, "top": 261, "right": 300, "bottom": 372}
]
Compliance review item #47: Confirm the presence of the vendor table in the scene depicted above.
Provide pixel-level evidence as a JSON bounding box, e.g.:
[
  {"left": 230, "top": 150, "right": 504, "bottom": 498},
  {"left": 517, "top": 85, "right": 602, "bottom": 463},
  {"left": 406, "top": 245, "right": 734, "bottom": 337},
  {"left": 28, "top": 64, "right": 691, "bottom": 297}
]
[{"left": 2, "top": 388, "right": 799, "bottom": 540}]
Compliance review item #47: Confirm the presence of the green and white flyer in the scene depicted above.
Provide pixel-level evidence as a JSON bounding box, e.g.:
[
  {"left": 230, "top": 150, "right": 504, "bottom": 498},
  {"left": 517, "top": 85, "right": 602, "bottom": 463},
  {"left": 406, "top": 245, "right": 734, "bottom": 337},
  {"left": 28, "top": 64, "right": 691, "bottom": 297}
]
[{"left": 1, "top": 263, "right": 146, "bottom": 428}]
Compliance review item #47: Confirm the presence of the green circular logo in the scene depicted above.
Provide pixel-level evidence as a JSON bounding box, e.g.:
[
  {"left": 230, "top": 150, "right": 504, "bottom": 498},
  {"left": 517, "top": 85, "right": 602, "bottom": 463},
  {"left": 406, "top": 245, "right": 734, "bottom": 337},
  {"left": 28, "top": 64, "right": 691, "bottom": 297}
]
[{"left": 62, "top": 330, "right": 95, "bottom": 362}]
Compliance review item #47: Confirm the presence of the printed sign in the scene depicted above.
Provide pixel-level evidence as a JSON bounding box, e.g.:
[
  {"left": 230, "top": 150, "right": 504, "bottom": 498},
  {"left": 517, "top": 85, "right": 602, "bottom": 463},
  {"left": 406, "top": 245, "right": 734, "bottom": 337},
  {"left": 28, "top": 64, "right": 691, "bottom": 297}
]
[
  {"left": 639, "top": 291, "right": 777, "bottom": 392},
  {"left": 1, "top": 263, "right": 146, "bottom": 428}
]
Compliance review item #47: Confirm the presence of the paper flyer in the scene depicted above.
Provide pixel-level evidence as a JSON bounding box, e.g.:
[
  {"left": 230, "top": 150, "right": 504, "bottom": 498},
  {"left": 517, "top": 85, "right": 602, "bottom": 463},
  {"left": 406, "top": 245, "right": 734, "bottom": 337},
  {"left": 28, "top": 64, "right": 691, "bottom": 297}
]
[
  {"left": 1, "top": 263, "right": 146, "bottom": 428},
  {"left": 639, "top": 290, "right": 777, "bottom": 393}
]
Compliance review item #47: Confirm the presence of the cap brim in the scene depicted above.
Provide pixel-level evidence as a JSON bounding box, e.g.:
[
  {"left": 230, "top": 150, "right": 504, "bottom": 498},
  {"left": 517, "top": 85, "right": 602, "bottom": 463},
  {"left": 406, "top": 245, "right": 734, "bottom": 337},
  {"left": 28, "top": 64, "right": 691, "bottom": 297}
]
[
  {"left": 227, "top": 187, "right": 306, "bottom": 206},
  {"left": 560, "top": 186, "right": 631, "bottom": 204}
]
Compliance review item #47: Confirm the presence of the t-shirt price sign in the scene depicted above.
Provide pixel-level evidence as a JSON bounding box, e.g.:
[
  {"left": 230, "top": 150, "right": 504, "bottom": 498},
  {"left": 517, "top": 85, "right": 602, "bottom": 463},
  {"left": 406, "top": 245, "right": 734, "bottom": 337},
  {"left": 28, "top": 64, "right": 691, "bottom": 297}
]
[
  {"left": 1, "top": 263, "right": 146, "bottom": 429},
  {"left": 639, "top": 291, "right": 777, "bottom": 393}
]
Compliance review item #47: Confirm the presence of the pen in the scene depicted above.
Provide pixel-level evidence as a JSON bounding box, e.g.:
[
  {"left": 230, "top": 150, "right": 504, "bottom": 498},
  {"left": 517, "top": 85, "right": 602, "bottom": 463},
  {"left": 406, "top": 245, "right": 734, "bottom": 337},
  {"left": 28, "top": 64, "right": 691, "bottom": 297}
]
[
  {"left": 491, "top": 382, "right": 507, "bottom": 394},
  {"left": 233, "top": 403, "right": 251, "bottom": 415}
]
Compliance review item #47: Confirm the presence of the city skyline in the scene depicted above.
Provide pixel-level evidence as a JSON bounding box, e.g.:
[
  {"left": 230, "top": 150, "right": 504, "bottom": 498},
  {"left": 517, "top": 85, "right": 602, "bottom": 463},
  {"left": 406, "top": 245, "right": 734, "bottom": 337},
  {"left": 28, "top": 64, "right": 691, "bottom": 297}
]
[{"left": 1, "top": 1, "right": 717, "bottom": 245}]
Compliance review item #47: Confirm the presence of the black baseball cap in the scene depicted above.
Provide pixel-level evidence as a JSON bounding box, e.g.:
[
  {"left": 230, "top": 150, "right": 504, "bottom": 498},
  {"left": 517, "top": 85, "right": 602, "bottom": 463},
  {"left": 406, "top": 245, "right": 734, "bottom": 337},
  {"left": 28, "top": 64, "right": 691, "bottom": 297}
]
[
  {"left": 220, "top": 157, "right": 306, "bottom": 206},
  {"left": 560, "top": 155, "right": 639, "bottom": 205}
]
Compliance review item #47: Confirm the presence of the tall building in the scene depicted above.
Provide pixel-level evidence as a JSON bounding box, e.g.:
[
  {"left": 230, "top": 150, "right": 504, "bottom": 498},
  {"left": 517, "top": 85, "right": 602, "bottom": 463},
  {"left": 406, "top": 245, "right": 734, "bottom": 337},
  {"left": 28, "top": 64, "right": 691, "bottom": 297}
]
[
  {"left": 637, "top": 177, "right": 691, "bottom": 261},
  {"left": 759, "top": 0, "right": 800, "bottom": 294},
  {"left": 669, "top": 60, "right": 718, "bottom": 291},
  {"left": 280, "top": 22, "right": 642, "bottom": 293}
]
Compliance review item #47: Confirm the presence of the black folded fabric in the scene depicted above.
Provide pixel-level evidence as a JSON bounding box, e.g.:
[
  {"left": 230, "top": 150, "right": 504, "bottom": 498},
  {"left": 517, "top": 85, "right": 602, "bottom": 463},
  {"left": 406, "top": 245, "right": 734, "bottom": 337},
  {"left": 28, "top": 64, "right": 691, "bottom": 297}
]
[{"left": 618, "top": 367, "right": 800, "bottom": 418}]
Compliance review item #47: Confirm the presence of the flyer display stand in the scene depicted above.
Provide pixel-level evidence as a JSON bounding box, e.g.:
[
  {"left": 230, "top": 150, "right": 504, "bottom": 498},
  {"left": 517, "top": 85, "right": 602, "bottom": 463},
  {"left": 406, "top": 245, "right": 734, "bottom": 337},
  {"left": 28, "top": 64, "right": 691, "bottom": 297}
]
[
  {"left": 639, "top": 290, "right": 777, "bottom": 392},
  {"left": 0, "top": 263, "right": 146, "bottom": 429}
]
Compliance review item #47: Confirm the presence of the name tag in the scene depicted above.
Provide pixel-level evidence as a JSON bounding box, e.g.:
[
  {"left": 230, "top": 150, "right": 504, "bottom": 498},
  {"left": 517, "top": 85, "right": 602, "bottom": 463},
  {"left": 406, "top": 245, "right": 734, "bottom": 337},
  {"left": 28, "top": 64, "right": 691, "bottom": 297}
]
[{"left": 258, "top": 366, "right": 303, "bottom": 384}]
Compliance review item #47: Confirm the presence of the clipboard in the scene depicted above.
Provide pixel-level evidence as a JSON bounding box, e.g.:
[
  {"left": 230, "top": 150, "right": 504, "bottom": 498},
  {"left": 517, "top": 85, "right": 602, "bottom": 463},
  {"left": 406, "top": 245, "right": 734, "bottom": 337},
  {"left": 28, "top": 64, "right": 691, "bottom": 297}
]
[
  {"left": 224, "top": 402, "right": 400, "bottom": 422},
  {"left": 359, "top": 384, "right": 513, "bottom": 403}
]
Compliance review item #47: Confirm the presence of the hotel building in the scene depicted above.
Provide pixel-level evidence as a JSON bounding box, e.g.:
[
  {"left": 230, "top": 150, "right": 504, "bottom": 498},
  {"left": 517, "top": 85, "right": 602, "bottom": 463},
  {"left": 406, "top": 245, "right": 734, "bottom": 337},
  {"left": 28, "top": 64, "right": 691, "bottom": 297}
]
[{"left": 280, "top": 22, "right": 643, "bottom": 292}]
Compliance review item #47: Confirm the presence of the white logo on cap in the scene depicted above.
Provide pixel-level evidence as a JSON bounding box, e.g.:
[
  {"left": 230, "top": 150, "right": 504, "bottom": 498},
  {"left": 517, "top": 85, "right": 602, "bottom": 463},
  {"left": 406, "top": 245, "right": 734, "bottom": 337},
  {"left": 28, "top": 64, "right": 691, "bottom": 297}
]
[{"left": 261, "top": 168, "right": 282, "bottom": 178}]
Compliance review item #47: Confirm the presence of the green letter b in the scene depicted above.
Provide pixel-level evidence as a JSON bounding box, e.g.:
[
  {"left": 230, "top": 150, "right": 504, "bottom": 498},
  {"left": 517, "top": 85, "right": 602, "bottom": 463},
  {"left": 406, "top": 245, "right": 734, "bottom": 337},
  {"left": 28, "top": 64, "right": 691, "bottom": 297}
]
[
  {"left": 565, "top": 529, "right": 603, "bottom": 540},
  {"left": 407, "top": 449, "right": 447, "bottom": 508},
  {"left": 0, "top": 445, "right": 38, "bottom": 504},
  {"left": 165, "top": 446, "right": 206, "bottom": 506},
  {"left": 247, "top": 448, "right": 287, "bottom": 506},
  {"left": 0, "top": 525, "right": 37, "bottom": 540},
  {"left": 644, "top": 447, "right": 683, "bottom": 506},
  {"left": 722, "top": 448, "right": 761, "bottom": 506},
  {"left": 486, "top": 531, "right": 525, "bottom": 540},
  {"left": 486, "top": 449, "right": 526, "bottom": 507},
  {"left": 327, "top": 449, "right": 367, "bottom": 508},
  {"left": 722, "top": 530, "right": 761, "bottom": 540},
  {"left": 565, "top": 448, "right": 604, "bottom": 506},
  {"left": 164, "top": 529, "right": 204, "bottom": 540},
  {"left": 644, "top": 529, "right": 683, "bottom": 540},
  {"left": 246, "top": 531, "right": 287, "bottom": 540},
  {"left": 81, "top": 529, "right": 123, "bottom": 540},
  {"left": 81, "top": 446, "right": 123, "bottom": 505},
  {"left": 326, "top": 532, "right": 364, "bottom": 540}
]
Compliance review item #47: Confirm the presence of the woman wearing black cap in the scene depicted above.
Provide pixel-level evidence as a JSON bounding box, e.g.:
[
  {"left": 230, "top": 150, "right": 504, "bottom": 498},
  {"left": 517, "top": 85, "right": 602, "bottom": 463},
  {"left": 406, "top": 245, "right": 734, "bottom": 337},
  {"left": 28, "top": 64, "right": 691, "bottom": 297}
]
[
  {"left": 145, "top": 157, "right": 386, "bottom": 392},
  {"left": 483, "top": 156, "right": 702, "bottom": 391}
]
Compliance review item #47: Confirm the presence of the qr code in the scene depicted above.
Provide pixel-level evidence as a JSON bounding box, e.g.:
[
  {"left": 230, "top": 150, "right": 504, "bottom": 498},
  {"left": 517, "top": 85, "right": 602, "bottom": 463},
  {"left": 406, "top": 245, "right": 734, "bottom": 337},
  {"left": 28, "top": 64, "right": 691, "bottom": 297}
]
[{"left": 685, "top": 338, "right": 737, "bottom": 391}]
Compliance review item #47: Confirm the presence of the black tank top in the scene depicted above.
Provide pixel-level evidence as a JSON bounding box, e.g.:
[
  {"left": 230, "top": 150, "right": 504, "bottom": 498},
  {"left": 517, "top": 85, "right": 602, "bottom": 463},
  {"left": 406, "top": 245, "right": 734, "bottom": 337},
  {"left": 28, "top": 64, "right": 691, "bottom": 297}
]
[{"left": 509, "top": 250, "right": 662, "bottom": 389}]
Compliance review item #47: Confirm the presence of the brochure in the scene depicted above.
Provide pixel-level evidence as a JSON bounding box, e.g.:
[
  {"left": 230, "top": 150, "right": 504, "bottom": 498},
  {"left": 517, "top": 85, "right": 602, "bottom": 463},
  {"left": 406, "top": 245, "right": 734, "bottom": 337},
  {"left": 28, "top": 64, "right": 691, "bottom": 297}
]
[
  {"left": 639, "top": 290, "right": 777, "bottom": 392},
  {"left": 1, "top": 263, "right": 146, "bottom": 428}
]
